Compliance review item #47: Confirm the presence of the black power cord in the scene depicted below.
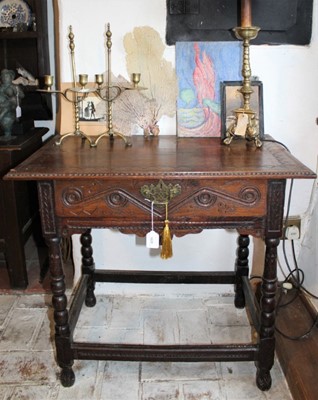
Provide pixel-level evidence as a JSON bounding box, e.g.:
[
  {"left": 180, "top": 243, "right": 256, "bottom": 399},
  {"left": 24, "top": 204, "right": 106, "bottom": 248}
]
[{"left": 250, "top": 139, "right": 318, "bottom": 339}]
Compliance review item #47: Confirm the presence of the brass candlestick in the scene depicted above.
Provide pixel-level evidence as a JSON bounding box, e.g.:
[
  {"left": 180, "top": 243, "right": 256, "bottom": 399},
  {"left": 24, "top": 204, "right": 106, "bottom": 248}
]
[
  {"left": 40, "top": 27, "right": 95, "bottom": 146},
  {"left": 223, "top": 26, "right": 262, "bottom": 148},
  {"left": 92, "top": 24, "right": 132, "bottom": 147},
  {"left": 39, "top": 24, "right": 141, "bottom": 147}
]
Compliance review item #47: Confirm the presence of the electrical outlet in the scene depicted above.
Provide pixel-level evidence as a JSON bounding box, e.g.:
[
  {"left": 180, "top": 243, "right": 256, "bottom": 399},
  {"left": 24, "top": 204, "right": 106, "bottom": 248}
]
[{"left": 283, "top": 216, "right": 301, "bottom": 240}]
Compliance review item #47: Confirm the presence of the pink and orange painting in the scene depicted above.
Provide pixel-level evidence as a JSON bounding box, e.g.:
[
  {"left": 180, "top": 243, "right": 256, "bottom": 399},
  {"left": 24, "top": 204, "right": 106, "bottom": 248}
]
[{"left": 176, "top": 42, "right": 242, "bottom": 137}]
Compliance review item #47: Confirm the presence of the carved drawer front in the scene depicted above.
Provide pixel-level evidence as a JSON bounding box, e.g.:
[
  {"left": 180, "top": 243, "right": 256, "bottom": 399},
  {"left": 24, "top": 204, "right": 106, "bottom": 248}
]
[{"left": 54, "top": 178, "right": 267, "bottom": 223}]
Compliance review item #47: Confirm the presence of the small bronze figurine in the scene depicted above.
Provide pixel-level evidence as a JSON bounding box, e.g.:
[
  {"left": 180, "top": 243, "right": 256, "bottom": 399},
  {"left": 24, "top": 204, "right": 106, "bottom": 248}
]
[{"left": 0, "top": 69, "right": 24, "bottom": 138}]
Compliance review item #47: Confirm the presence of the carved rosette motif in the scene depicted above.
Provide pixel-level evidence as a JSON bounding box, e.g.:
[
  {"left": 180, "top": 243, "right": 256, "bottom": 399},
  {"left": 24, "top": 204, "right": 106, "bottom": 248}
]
[
  {"left": 239, "top": 187, "right": 261, "bottom": 204},
  {"left": 194, "top": 191, "right": 217, "bottom": 207},
  {"left": 192, "top": 186, "right": 261, "bottom": 214},
  {"left": 107, "top": 192, "right": 128, "bottom": 208},
  {"left": 63, "top": 187, "right": 83, "bottom": 205},
  {"left": 62, "top": 186, "right": 129, "bottom": 210}
]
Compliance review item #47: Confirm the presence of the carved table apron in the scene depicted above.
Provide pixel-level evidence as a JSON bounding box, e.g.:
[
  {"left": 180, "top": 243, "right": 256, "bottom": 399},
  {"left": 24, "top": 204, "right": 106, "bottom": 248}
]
[{"left": 5, "top": 135, "right": 316, "bottom": 391}]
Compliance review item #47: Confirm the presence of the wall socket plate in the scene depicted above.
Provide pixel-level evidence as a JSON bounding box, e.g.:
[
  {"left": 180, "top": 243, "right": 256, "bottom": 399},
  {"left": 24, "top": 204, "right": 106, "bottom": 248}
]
[{"left": 283, "top": 216, "right": 301, "bottom": 240}]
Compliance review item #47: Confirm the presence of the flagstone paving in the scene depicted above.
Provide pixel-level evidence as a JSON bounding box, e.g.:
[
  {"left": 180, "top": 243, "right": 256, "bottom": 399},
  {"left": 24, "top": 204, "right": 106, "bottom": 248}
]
[{"left": 0, "top": 293, "right": 292, "bottom": 399}]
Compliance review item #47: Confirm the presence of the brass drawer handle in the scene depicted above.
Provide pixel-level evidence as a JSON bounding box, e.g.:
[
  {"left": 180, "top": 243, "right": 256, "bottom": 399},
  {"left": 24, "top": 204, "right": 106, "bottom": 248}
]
[{"left": 140, "top": 180, "right": 181, "bottom": 204}]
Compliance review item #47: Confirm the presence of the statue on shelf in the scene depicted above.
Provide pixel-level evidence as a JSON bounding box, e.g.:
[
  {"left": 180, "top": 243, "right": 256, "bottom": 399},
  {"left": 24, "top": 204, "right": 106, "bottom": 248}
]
[{"left": 0, "top": 69, "right": 24, "bottom": 138}]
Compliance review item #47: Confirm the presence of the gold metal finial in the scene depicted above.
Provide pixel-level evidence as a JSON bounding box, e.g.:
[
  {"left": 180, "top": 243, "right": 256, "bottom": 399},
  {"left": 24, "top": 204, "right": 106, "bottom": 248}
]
[{"left": 68, "top": 26, "right": 77, "bottom": 87}]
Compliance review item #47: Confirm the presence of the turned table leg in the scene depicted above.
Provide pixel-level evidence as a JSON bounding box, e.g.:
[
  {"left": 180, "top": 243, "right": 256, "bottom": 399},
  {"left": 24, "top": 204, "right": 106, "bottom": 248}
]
[
  {"left": 81, "top": 229, "right": 96, "bottom": 307},
  {"left": 47, "top": 236, "right": 75, "bottom": 387},
  {"left": 255, "top": 237, "right": 279, "bottom": 391},
  {"left": 234, "top": 234, "right": 250, "bottom": 309}
]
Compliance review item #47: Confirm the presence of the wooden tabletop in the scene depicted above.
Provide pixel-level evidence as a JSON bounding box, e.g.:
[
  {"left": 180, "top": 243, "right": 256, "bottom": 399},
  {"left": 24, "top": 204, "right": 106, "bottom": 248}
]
[{"left": 4, "top": 135, "right": 316, "bottom": 181}]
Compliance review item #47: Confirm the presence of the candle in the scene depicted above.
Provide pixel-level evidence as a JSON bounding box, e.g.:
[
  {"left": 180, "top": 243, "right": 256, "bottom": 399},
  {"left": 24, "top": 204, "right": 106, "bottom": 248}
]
[{"left": 241, "top": 0, "right": 252, "bottom": 27}]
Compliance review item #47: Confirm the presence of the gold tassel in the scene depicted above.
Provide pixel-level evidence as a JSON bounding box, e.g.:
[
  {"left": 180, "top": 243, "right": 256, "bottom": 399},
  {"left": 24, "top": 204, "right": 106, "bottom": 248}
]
[{"left": 161, "top": 219, "right": 173, "bottom": 259}]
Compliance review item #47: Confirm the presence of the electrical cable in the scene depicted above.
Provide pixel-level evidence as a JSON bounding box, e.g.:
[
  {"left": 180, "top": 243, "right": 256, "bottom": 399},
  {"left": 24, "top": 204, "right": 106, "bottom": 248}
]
[
  {"left": 263, "top": 138, "right": 290, "bottom": 152},
  {"left": 275, "top": 313, "right": 318, "bottom": 341},
  {"left": 249, "top": 158, "right": 318, "bottom": 339},
  {"left": 275, "top": 240, "right": 318, "bottom": 340},
  {"left": 248, "top": 138, "right": 318, "bottom": 339}
]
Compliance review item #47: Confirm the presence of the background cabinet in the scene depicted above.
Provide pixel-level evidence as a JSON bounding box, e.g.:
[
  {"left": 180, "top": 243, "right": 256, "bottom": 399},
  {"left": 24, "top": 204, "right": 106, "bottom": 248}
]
[
  {"left": 0, "top": 0, "right": 52, "bottom": 120},
  {"left": 0, "top": 128, "right": 48, "bottom": 288}
]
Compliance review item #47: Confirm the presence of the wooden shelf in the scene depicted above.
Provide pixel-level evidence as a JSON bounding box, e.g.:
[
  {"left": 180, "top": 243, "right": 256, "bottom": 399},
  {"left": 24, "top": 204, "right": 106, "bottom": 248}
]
[
  {"left": 0, "top": 31, "right": 38, "bottom": 39},
  {"left": 0, "top": 0, "right": 53, "bottom": 121}
]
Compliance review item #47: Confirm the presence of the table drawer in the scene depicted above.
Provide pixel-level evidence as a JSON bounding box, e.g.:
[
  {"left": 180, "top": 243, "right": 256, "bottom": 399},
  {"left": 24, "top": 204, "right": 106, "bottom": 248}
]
[{"left": 54, "top": 178, "right": 267, "bottom": 224}]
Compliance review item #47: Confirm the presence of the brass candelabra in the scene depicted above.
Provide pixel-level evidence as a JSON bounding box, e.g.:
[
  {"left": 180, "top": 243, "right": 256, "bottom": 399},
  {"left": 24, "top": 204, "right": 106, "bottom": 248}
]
[
  {"left": 40, "top": 24, "right": 141, "bottom": 147},
  {"left": 223, "top": 26, "right": 262, "bottom": 148}
]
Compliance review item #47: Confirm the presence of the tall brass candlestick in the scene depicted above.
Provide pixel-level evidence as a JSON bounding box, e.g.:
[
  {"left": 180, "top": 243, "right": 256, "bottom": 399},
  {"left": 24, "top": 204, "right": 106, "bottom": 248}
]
[
  {"left": 223, "top": 1, "right": 262, "bottom": 148},
  {"left": 51, "top": 26, "right": 95, "bottom": 146},
  {"left": 93, "top": 23, "right": 132, "bottom": 147}
]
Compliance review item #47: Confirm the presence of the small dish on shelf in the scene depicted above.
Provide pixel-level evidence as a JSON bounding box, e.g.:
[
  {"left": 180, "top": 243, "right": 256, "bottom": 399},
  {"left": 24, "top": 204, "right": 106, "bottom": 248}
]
[
  {"left": 0, "top": 0, "right": 31, "bottom": 29},
  {"left": 0, "top": 25, "right": 13, "bottom": 31}
]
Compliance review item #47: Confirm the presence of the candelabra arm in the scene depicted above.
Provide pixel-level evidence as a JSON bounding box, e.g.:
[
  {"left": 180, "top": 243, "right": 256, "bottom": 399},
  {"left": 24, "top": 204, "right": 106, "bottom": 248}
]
[{"left": 95, "top": 85, "right": 122, "bottom": 102}]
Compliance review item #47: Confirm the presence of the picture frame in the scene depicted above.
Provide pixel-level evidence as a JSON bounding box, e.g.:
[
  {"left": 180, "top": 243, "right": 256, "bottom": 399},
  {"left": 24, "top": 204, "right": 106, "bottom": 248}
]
[
  {"left": 221, "top": 81, "right": 264, "bottom": 140},
  {"left": 176, "top": 42, "right": 242, "bottom": 137},
  {"left": 79, "top": 96, "right": 106, "bottom": 124}
]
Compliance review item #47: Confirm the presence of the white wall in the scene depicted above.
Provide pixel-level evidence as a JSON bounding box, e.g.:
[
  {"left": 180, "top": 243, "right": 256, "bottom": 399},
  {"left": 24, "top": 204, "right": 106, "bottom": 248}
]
[{"left": 55, "top": 0, "right": 318, "bottom": 296}]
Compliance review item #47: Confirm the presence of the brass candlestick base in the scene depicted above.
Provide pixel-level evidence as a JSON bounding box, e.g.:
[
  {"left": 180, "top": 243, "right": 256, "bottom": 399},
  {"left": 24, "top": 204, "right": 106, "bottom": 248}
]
[
  {"left": 38, "top": 82, "right": 96, "bottom": 146},
  {"left": 223, "top": 25, "right": 262, "bottom": 148}
]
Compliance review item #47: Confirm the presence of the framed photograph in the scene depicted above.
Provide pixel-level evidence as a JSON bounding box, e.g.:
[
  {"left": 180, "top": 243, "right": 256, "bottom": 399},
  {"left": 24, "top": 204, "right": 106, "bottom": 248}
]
[
  {"left": 221, "top": 81, "right": 264, "bottom": 140},
  {"left": 79, "top": 96, "right": 106, "bottom": 123}
]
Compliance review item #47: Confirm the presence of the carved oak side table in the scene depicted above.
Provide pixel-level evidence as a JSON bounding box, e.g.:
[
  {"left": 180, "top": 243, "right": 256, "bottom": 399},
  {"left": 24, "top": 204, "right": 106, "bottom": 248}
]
[{"left": 5, "top": 135, "right": 315, "bottom": 390}]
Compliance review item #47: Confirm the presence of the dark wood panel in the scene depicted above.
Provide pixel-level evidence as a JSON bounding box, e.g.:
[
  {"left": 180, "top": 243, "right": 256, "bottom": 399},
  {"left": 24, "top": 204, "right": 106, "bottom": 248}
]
[
  {"left": 276, "top": 291, "right": 318, "bottom": 399},
  {"left": 166, "top": 0, "right": 313, "bottom": 45},
  {"left": 0, "top": 128, "right": 48, "bottom": 288},
  {"left": 0, "top": 0, "right": 52, "bottom": 120}
]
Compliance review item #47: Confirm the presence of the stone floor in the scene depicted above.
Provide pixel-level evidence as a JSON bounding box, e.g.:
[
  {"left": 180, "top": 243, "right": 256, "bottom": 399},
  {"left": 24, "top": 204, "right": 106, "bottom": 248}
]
[{"left": 0, "top": 291, "right": 293, "bottom": 400}]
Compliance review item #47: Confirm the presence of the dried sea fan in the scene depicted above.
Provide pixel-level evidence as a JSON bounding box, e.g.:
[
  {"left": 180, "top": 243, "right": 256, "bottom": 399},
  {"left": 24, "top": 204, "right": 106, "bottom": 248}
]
[{"left": 122, "top": 26, "right": 177, "bottom": 135}]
